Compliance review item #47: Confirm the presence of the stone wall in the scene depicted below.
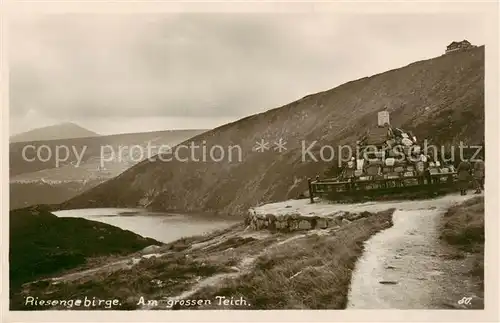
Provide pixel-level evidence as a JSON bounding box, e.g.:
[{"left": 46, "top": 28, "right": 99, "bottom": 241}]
[{"left": 246, "top": 211, "right": 373, "bottom": 232}]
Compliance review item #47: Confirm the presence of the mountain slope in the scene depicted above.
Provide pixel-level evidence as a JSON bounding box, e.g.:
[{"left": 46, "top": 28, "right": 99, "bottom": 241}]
[
  {"left": 10, "top": 122, "right": 99, "bottom": 143},
  {"left": 61, "top": 46, "right": 485, "bottom": 216}
]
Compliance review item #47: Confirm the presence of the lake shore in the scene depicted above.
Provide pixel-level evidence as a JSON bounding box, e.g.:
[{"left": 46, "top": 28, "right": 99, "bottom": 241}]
[{"left": 53, "top": 208, "right": 240, "bottom": 243}]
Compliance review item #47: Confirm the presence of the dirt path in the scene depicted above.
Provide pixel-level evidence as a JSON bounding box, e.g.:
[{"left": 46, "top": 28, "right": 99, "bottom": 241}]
[{"left": 347, "top": 194, "right": 483, "bottom": 309}]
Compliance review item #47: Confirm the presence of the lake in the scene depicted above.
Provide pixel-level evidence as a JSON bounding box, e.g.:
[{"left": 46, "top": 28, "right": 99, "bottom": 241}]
[{"left": 53, "top": 208, "right": 240, "bottom": 244}]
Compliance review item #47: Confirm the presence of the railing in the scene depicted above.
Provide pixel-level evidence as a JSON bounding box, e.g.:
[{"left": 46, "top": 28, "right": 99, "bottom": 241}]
[{"left": 307, "top": 172, "right": 457, "bottom": 203}]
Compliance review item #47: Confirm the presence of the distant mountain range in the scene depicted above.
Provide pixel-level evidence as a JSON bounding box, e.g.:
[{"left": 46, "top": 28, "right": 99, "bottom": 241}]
[
  {"left": 10, "top": 122, "right": 100, "bottom": 143},
  {"left": 9, "top": 128, "right": 208, "bottom": 209}
]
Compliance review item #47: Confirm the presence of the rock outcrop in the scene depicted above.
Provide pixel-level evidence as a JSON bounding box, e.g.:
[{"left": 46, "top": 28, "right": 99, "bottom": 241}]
[{"left": 246, "top": 210, "right": 374, "bottom": 232}]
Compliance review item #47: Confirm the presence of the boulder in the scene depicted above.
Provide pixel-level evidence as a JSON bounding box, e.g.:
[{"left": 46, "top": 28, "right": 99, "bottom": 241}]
[
  {"left": 359, "top": 211, "right": 371, "bottom": 219},
  {"left": 334, "top": 217, "right": 344, "bottom": 226},
  {"left": 289, "top": 220, "right": 299, "bottom": 231},
  {"left": 276, "top": 220, "right": 287, "bottom": 230},
  {"left": 345, "top": 213, "right": 358, "bottom": 221},
  {"left": 298, "top": 220, "right": 312, "bottom": 230},
  {"left": 317, "top": 218, "right": 328, "bottom": 229},
  {"left": 141, "top": 245, "right": 161, "bottom": 254},
  {"left": 287, "top": 213, "right": 301, "bottom": 220},
  {"left": 341, "top": 218, "right": 352, "bottom": 225},
  {"left": 265, "top": 214, "right": 277, "bottom": 222},
  {"left": 268, "top": 220, "right": 276, "bottom": 231},
  {"left": 326, "top": 211, "right": 342, "bottom": 218}
]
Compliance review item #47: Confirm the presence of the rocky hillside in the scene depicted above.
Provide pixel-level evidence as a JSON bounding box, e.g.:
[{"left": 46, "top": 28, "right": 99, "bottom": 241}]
[{"left": 61, "top": 46, "right": 485, "bottom": 216}]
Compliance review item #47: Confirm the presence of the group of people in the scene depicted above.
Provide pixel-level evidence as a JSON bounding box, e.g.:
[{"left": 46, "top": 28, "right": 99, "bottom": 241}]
[{"left": 457, "top": 157, "right": 485, "bottom": 195}]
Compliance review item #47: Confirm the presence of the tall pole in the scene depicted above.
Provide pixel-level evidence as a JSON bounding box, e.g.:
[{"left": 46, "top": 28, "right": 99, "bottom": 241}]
[{"left": 308, "top": 178, "right": 314, "bottom": 204}]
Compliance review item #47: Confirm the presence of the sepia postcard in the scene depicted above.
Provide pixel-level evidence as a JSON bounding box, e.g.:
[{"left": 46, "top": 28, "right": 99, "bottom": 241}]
[{"left": 1, "top": 1, "right": 499, "bottom": 322}]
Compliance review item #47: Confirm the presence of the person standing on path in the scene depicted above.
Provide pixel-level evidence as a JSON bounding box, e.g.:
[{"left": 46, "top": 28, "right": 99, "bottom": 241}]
[
  {"left": 473, "top": 157, "right": 485, "bottom": 193},
  {"left": 345, "top": 157, "right": 356, "bottom": 190},
  {"left": 457, "top": 159, "right": 472, "bottom": 195}
]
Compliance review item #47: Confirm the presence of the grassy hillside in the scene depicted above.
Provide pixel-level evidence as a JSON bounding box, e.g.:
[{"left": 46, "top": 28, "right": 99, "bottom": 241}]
[
  {"left": 9, "top": 205, "right": 160, "bottom": 290},
  {"left": 439, "top": 196, "right": 484, "bottom": 307},
  {"left": 62, "top": 47, "right": 484, "bottom": 215},
  {"left": 440, "top": 196, "right": 484, "bottom": 251}
]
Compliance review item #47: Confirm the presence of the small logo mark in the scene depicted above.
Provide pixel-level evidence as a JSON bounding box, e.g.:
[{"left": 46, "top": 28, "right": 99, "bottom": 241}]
[
  {"left": 273, "top": 138, "right": 287, "bottom": 153},
  {"left": 458, "top": 296, "right": 472, "bottom": 305},
  {"left": 253, "top": 139, "right": 270, "bottom": 153}
]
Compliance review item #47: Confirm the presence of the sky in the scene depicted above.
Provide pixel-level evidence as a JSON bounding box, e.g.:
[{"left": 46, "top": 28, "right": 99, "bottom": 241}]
[{"left": 9, "top": 12, "right": 489, "bottom": 136}]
